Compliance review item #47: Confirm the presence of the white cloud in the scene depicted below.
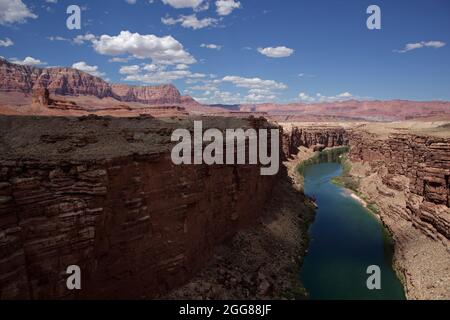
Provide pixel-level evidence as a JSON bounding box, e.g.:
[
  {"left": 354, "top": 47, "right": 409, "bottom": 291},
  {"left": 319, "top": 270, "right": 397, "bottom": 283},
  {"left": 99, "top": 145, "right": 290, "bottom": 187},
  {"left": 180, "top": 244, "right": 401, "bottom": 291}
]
[
  {"left": 194, "top": 90, "right": 242, "bottom": 105},
  {"left": 201, "top": 43, "right": 223, "bottom": 50},
  {"left": 395, "top": 41, "right": 446, "bottom": 53},
  {"left": 108, "top": 57, "right": 133, "bottom": 63},
  {"left": 176, "top": 64, "right": 189, "bottom": 70},
  {"left": 245, "top": 93, "right": 276, "bottom": 102},
  {"left": 216, "top": 0, "right": 241, "bottom": 16},
  {"left": 47, "top": 36, "right": 70, "bottom": 42},
  {"left": 257, "top": 46, "right": 294, "bottom": 58},
  {"left": 119, "top": 63, "right": 205, "bottom": 84},
  {"left": 0, "top": 38, "right": 13, "bottom": 47},
  {"left": 72, "top": 61, "right": 105, "bottom": 78},
  {"left": 162, "top": 14, "right": 218, "bottom": 30},
  {"left": 119, "top": 65, "right": 141, "bottom": 75},
  {"left": 298, "top": 92, "right": 356, "bottom": 103},
  {"left": 124, "top": 70, "right": 205, "bottom": 84},
  {"left": 10, "top": 56, "right": 47, "bottom": 66},
  {"left": 0, "top": 0, "right": 37, "bottom": 25},
  {"left": 162, "top": 0, "right": 204, "bottom": 9},
  {"left": 73, "top": 33, "right": 97, "bottom": 45},
  {"left": 222, "top": 75, "right": 287, "bottom": 90},
  {"left": 91, "top": 31, "right": 196, "bottom": 65},
  {"left": 298, "top": 92, "right": 315, "bottom": 102},
  {"left": 125, "top": 0, "right": 137, "bottom": 4}
]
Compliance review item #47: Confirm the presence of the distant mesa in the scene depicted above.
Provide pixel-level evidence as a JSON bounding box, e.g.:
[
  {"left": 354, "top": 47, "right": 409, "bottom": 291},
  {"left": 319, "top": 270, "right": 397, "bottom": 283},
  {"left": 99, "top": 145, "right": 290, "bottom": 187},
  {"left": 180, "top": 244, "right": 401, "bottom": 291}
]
[{"left": 1, "top": 58, "right": 450, "bottom": 121}]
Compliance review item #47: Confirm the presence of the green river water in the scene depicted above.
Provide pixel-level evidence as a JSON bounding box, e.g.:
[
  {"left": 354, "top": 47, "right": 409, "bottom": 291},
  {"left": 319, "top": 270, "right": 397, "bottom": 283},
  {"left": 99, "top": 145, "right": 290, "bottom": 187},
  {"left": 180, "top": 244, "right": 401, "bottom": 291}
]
[{"left": 299, "top": 150, "right": 406, "bottom": 300}]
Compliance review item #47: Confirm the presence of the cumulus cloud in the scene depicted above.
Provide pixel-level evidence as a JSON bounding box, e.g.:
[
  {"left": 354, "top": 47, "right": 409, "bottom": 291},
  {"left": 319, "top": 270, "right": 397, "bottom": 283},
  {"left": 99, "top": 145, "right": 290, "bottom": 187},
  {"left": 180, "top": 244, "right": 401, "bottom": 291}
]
[
  {"left": 0, "top": 0, "right": 37, "bottom": 25},
  {"left": 72, "top": 61, "right": 105, "bottom": 78},
  {"left": 162, "top": 14, "right": 218, "bottom": 30},
  {"left": 395, "top": 41, "right": 446, "bottom": 53},
  {"left": 108, "top": 57, "right": 133, "bottom": 63},
  {"left": 298, "top": 92, "right": 356, "bottom": 103},
  {"left": 119, "top": 63, "right": 205, "bottom": 84},
  {"left": 194, "top": 90, "right": 242, "bottom": 105},
  {"left": 119, "top": 65, "right": 141, "bottom": 75},
  {"left": 73, "top": 33, "right": 97, "bottom": 45},
  {"left": 162, "top": 0, "right": 204, "bottom": 9},
  {"left": 222, "top": 75, "right": 287, "bottom": 90},
  {"left": 257, "top": 46, "right": 294, "bottom": 58},
  {"left": 201, "top": 43, "right": 222, "bottom": 50},
  {"left": 91, "top": 31, "right": 196, "bottom": 65},
  {"left": 47, "top": 36, "right": 70, "bottom": 42},
  {"left": 125, "top": 0, "right": 137, "bottom": 4},
  {"left": 0, "top": 38, "right": 14, "bottom": 47},
  {"left": 10, "top": 56, "right": 47, "bottom": 66},
  {"left": 189, "top": 75, "right": 286, "bottom": 104},
  {"left": 216, "top": 0, "right": 241, "bottom": 16}
]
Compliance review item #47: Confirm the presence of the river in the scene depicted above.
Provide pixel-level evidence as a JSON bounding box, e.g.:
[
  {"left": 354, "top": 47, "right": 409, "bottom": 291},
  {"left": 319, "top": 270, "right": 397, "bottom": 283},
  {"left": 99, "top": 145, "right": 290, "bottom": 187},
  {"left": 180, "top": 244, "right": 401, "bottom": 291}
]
[{"left": 299, "top": 152, "right": 405, "bottom": 300}]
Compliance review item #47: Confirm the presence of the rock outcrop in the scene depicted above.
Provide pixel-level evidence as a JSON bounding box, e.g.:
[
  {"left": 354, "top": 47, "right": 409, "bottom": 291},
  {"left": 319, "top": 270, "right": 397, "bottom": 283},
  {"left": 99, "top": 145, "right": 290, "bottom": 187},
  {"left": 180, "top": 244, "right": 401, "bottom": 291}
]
[
  {"left": 32, "top": 88, "right": 51, "bottom": 106},
  {"left": 0, "top": 116, "right": 278, "bottom": 299},
  {"left": 282, "top": 126, "right": 348, "bottom": 159},
  {"left": 111, "top": 84, "right": 181, "bottom": 105},
  {"left": 347, "top": 129, "right": 450, "bottom": 299},
  {"left": 348, "top": 131, "right": 450, "bottom": 243}
]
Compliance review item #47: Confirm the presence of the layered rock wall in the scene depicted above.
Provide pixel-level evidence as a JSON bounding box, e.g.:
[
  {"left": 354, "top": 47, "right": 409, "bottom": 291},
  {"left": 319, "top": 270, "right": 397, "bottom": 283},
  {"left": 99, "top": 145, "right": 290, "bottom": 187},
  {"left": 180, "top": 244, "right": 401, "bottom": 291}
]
[
  {"left": 348, "top": 131, "right": 450, "bottom": 243},
  {"left": 282, "top": 126, "right": 349, "bottom": 158},
  {"left": 0, "top": 116, "right": 277, "bottom": 299},
  {"left": 0, "top": 59, "right": 183, "bottom": 105}
]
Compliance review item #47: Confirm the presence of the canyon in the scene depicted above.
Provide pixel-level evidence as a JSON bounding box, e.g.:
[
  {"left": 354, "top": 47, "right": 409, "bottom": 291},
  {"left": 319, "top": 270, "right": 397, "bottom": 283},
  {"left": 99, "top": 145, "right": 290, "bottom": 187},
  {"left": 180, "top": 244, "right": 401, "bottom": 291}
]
[
  {"left": 0, "top": 59, "right": 449, "bottom": 300},
  {"left": 0, "top": 117, "right": 448, "bottom": 300},
  {"left": 282, "top": 122, "right": 450, "bottom": 299},
  {"left": 0, "top": 115, "right": 281, "bottom": 299}
]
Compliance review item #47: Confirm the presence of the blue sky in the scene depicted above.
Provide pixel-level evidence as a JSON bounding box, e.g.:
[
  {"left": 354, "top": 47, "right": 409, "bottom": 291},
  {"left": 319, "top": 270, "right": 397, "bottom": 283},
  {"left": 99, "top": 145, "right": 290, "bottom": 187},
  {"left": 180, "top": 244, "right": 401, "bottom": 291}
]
[{"left": 0, "top": 0, "right": 449, "bottom": 104}]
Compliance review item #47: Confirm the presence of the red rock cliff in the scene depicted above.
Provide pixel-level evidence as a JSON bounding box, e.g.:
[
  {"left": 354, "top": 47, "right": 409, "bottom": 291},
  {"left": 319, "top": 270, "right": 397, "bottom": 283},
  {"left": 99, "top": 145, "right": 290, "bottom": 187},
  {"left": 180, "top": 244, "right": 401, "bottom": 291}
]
[
  {"left": 348, "top": 131, "right": 450, "bottom": 242},
  {"left": 0, "top": 116, "right": 278, "bottom": 299},
  {"left": 0, "top": 59, "right": 186, "bottom": 106}
]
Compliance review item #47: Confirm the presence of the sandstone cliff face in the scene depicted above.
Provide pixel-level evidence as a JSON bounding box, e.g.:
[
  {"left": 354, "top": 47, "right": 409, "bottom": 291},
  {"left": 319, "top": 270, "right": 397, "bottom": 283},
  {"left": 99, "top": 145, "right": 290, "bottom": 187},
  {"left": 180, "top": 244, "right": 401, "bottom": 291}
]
[
  {"left": 347, "top": 129, "right": 450, "bottom": 299},
  {"left": 0, "top": 59, "right": 41, "bottom": 93},
  {"left": 35, "top": 68, "right": 112, "bottom": 98},
  {"left": 282, "top": 126, "right": 348, "bottom": 159},
  {"left": 0, "top": 116, "right": 277, "bottom": 299},
  {"left": 348, "top": 131, "right": 450, "bottom": 243},
  {"left": 0, "top": 59, "right": 187, "bottom": 106},
  {"left": 111, "top": 84, "right": 181, "bottom": 105}
]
